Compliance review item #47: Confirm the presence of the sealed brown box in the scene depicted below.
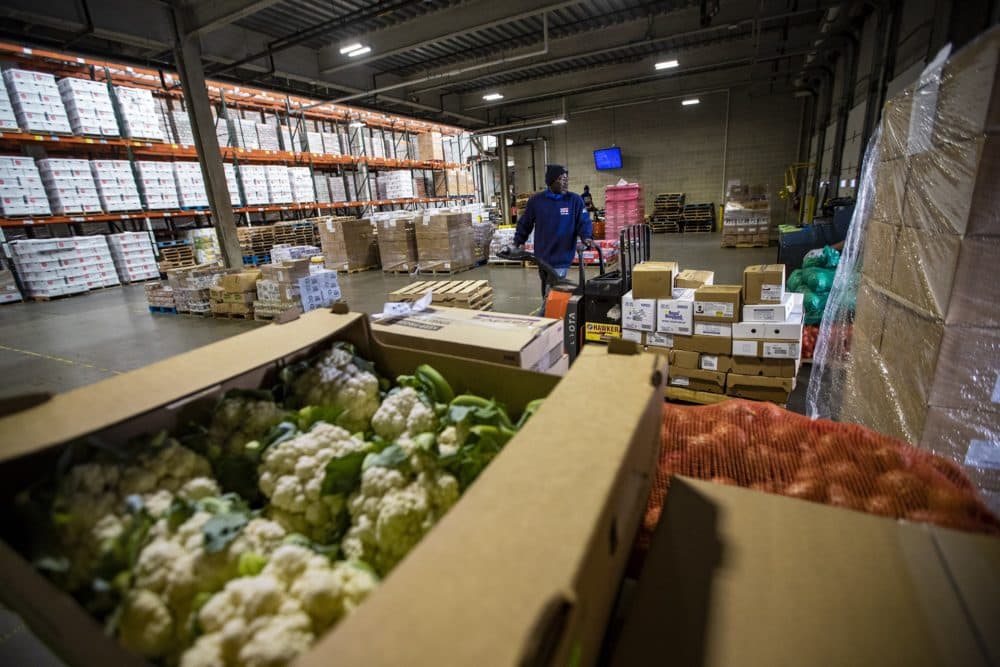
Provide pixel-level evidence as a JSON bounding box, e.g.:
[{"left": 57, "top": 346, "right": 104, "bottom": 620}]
[
  {"left": 632, "top": 262, "right": 679, "bottom": 299},
  {"left": 674, "top": 269, "right": 714, "bottom": 289},
  {"left": 220, "top": 269, "right": 261, "bottom": 292},
  {"left": 210, "top": 300, "right": 228, "bottom": 314},
  {"left": 672, "top": 333, "right": 731, "bottom": 356},
  {"left": 934, "top": 29, "right": 1000, "bottom": 144},
  {"left": 260, "top": 258, "right": 311, "bottom": 284},
  {"left": 209, "top": 285, "right": 225, "bottom": 303},
  {"left": 222, "top": 291, "right": 255, "bottom": 304},
  {"left": 853, "top": 279, "right": 888, "bottom": 348},
  {"left": 861, "top": 221, "right": 900, "bottom": 289},
  {"left": 921, "top": 407, "right": 1000, "bottom": 499},
  {"left": 376, "top": 217, "right": 418, "bottom": 272},
  {"left": 693, "top": 285, "right": 742, "bottom": 323},
  {"left": 888, "top": 228, "right": 961, "bottom": 317},
  {"left": 730, "top": 357, "right": 798, "bottom": 378},
  {"left": 742, "top": 265, "right": 785, "bottom": 305},
  {"left": 319, "top": 217, "right": 379, "bottom": 272},
  {"left": 842, "top": 331, "right": 908, "bottom": 440},
  {"left": 946, "top": 236, "right": 1000, "bottom": 327},
  {"left": 415, "top": 213, "right": 475, "bottom": 272},
  {"left": 667, "top": 367, "right": 726, "bottom": 394},
  {"left": 668, "top": 349, "right": 700, "bottom": 370},
  {"left": 928, "top": 325, "right": 1000, "bottom": 412},
  {"left": 872, "top": 158, "right": 908, "bottom": 222},
  {"left": 698, "top": 353, "right": 734, "bottom": 373},
  {"left": 416, "top": 131, "right": 444, "bottom": 161},
  {"left": 725, "top": 373, "right": 794, "bottom": 402},
  {"left": 879, "top": 86, "right": 913, "bottom": 161}
]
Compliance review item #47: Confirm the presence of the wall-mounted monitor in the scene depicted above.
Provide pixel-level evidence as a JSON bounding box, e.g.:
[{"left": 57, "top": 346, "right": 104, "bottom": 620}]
[{"left": 594, "top": 146, "right": 623, "bottom": 170}]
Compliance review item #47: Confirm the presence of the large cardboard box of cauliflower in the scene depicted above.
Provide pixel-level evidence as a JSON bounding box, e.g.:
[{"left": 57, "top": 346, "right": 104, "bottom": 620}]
[{"left": 0, "top": 308, "right": 666, "bottom": 667}]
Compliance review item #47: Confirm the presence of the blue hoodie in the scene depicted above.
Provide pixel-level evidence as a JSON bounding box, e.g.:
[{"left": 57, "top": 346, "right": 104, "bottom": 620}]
[{"left": 514, "top": 189, "right": 593, "bottom": 269}]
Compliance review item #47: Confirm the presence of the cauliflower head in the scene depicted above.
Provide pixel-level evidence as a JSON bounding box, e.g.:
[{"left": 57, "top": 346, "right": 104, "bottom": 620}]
[
  {"left": 289, "top": 346, "right": 380, "bottom": 433},
  {"left": 258, "top": 423, "right": 369, "bottom": 543},
  {"left": 371, "top": 387, "right": 438, "bottom": 442}
]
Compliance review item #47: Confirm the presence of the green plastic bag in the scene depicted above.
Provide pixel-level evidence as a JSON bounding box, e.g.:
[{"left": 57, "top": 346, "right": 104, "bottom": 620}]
[
  {"left": 806, "top": 267, "right": 837, "bottom": 293},
  {"left": 787, "top": 269, "right": 805, "bottom": 292},
  {"left": 802, "top": 245, "right": 841, "bottom": 269}
]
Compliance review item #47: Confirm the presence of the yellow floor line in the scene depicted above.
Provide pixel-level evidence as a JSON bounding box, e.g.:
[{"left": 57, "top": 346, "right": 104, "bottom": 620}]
[{"left": 0, "top": 344, "right": 123, "bottom": 375}]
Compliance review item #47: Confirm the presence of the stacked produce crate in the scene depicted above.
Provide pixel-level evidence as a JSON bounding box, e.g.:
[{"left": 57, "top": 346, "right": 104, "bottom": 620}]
[
  {"left": 604, "top": 183, "right": 644, "bottom": 240},
  {"left": 0, "top": 260, "right": 23, "bottom": 303},
  {"left": 166, "top": 263, "right": 224, "bottom": 314},
  {"left": 91, "top": 159, "right": 143, "bottom": 212},
  {"left": 0, "top": 156, "right": 51, "bottom": 217},
  {"left": 37, "top": 158, "right": 102, "bottom": 214},
  {"left": 318, "top": 216, "right": 378, "bottom": 272},
  {"left": 388, "top": 279, "right": 493, "bottom": 311},
  {"left": 134, "top": 161, "right": 180, "bottom": 210},
  {"left": 108, "top": 232, "right": 159, "bottom": 283},
  {"left": 376, "top": 216, "right": 418, "bottom": 272},
  {"left": 144, "top": 281, "right": 176, "bottom": 313},
  {"left": 171, "top": 161, "right": 209, "bottom": 208},
  {"left": 722, "top": 186, "right": 770, "bottom": 247},
  {"left": 10, "top": 237, "right": 119, "bottom": 298},
  {"left": 114, "top": 86, "right": 164, "bottom": 140},
  {"left": 253, "top": 258, "right": 311, "bottom": 320},
  {"left": 680, "top": 202, "right": 715, "bottom": 232},
  {"left": 237, "top": 226, "right": 275, "bottom": 266},
  {"left": 210, "top": 269, "right": 260, "bottom": 319},
  {"left": 57, "top": 77, "right": 119, "bottom": 137},
  {"left": 649, "top": 193, "right": 684, "bottom": 233},
  {"left": 415, "top": 211, "right": 475, "bottom": 274},
  {"left": 4, "top": 69, "right": 72, "bottom": 134}
]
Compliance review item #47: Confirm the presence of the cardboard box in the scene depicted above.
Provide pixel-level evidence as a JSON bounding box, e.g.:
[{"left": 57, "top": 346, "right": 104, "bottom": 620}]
[
  {"left": 621, "top": 290, "right": 656, "bottom": 332},
  {"left": 668, "top": 349, "right": 700, "bottom": 370},
  {"left": 742, "top": 292, "right": 803, "bottom": 323},
  {"left": 610, "top": 477, "right": 1000, "bottom": 667},
  {"left": 699, "top": 353, "right": 734, "bottom": 373},
  {"left": 693, "top": 285, "right": 742, "bottom": 324},
  {"left": 0, "top": 310, "right": 666, "bottom": 667},
  {"left": 726, "top": 373, "right": 794, "bottom": 402},
  {"left": 693, "top": 323, "right": 731, "bottom": 338},
  {"left": 645, "top": 332, "right": 674, "bottom": 349},
  {"left": 656, "top": 288, "right": 695, "bottom": 335},
  {"left": 674, "top": 269, "right": 714, "bottom": 289},
  {"left": 260, "top": 259, "right": 312, "bottom": 284},
  {"left": 673, "top": 333, "right": 732, "bottom": 356},
  {"left": 667, "top": 367, "right": 726, "bottom": 394},
  {"left": 731, "top": 339, "right": 801, "bottom": 359},
  {"left": 632, "top": 261, "right": 679, "bottom": 300},
  {"left": 732, "top": 316, "right": 803, "bottom": 341},
  {"left": 220, "top": 270, "right": 262, "bottom": 292},
  {"left": 730, "top": 357, "right": 798, "bottom": 378},
  {"left": 742, "top": 264, "right": 786, "bottom": 305},
  {"left": 620, "top": 328, "right": 643, "bottom": 344}
]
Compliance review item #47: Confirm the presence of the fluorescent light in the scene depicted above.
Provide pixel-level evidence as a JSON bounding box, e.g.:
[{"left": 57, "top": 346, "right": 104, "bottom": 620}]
[
  {"left": 348, "top": 46, "right": 372, "bottom": 57},
  {"left": 340, "top": 43, "right": 363, "bottom": 54},
  {"left": 551, "top": 118, "right": 568, "bottom": 125},
  {"left": 505, "top": 138, "right": 513, "bottom": 146},
  {"left": 507, "top": 160, "right": 515, "bottom": 167},
  {"left": 681, "top": 98, "right": 700, "bottom": 106},
  {"left": 482, "top": 92, "right": 504, "bottom": 101},
  {"left": 655, "top": 59, "right": 679, "bottom": 70}
]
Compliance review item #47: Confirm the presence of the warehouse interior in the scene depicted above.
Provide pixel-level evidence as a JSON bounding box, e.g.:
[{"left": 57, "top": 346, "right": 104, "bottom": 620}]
[{"left": 0, "top": 0, "right": 998, "bottom": 665}]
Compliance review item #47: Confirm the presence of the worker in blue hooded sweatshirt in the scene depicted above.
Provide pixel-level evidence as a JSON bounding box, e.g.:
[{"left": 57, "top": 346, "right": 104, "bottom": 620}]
[{"left": 514, "top": 164, "right": 593, "bottom": 315}]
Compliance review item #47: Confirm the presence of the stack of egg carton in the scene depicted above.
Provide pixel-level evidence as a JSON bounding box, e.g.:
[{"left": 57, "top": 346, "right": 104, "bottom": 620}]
[
  {"left": 171, "top": 161, "right": 209, "bottom": 208},
  {"left": 328, "top": 173, "right": 348, "bottom": 202},
  {"left": 90, "top": 159, "right": 142, "bottom": 212},
  {"left": 288, "top": 167, "right": 315, "bottom": 203},
  {"left": 238, "top": 164, "right": 269, "bottom": 205},
  {"left": 37, "top": 158, "right": 102, "bottom": 213},
  {"left": 257, "top": 122, "right": 280, "bottom": 151},
  {"left": 114, "top": 86, "right": 165, "bottom": 140},
  {"left": 170, "top": 109, "right": 194, "bottom": 145},
  {"left": 321, "top": 131, "right": 341, "bottom": 155},
  {"left": 313, "top": 172, "right": 331, "bottom": 203},
  {"left": 228, "top": 118, "right": 260, "bottom": 150},
  {"left": 223, "top": 163, "right": 242, "bottom": 206},
  {"left": 300, "top": 129, "right": 323, "bottom": 154},
  {"left": 134, "top": 161, "right": 179, "bottom": 210},
  {"left": 0, "top": 76, "right": 17, "bottom": 130},
  {"left": 264, "top": 165, "right": 293, "bottom": 203},
  {"left": 108, "top": 231, "right": 159, "bottom": 283},
  {"left": 10, "top": 236, "right": 119, "bottom": 298},
  {"left": 56, "top": 77, "right": 119, "bottom": 137},
  {"left": 3, "top": 69, "right": 71, "bottom": 134},
  {"left": 0, "top": 156, "right": 51, "bottom": 217},
  {"left": 278, "top": 124, "right": 295, "bottom": 152}
]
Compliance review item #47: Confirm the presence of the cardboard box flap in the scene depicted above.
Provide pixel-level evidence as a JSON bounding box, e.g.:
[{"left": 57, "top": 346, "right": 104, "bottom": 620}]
[
  {"left": 726, "top": 374, "right": 794, "bottom": 392},
  {"left": 307, "top": 347, "right": 666, "bottom": 667},
  {"left": 609, "top": 478, "right": 999, "bottom": 667}
]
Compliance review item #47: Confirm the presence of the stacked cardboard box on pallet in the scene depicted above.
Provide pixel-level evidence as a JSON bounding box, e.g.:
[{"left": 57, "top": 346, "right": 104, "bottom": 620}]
[
  {"left": 256, "top": 122, "right": 280, "bottom": 151},
  {"left": 222, "top": 163, "right": 242, "bottom": 206},
  {"left": 415, "top": 212, "right": 475, "bottom": 273},
  {"left": 169, "top": 109, "right": 194, "bottom": 145},
  {"left": 238, "top": 165, "right": 269, "bottom": 205},
  {"left": 57, "top": 77, "right": 119, "bottom": 137},
  {"left": 0, "top": 260, "right": 23, "bottom": 303},
  {"left": 10, "top": 237, "right": 119, "bottom": 298},
  {"left": 264, "top": 165, "right": 293, "bottom": 204},
  {"left": 0, "top": 75, "right": 18, "bottom": 130},
  {"left": 722, "top": 186, "right": 770, "bottom": 248},
  {"left": 4, "top": 69, "right": 71, "bottom": 134},
  {"left": 417, "top": 131, "right": 444, "bottom": 161},
  {"left": 376, "top": 216, "right": 418, "bottom": 272},
  {"left": 108, "top": 232, "right": 159, "bottom": 283},
  {"left": 0, "top": 156, "right": 50, "bottom": 217},
  {"left": 134, "top": 161, "right": 179, "bottom": 210},
  {"left": 90, "top": 160, "right": 142, "bottom": 212},
  {"left": 287, "top": 167, "right": 315, "bottom": 203},
  {"left": 254, "top": 258, "right": 310, "bottom": 319},
  {"left": 166, "top": 263, "right": 224, "bottom": 314},
  {"left": 318, "top": 216, "right": 378, "bottom": 272},
  {"left": 144, "top": 282, "right": 175, "bottom": 310},
  {"left": 211, "top": 269, "right": 260, "bottom": 318},
  {"left": 171, "top": 162, "right": 209, "bottom": 208},
  {"left": 37, "top": 158, "right": 102, "bottom": 214},
  {"left": 114, "top": 86, "right": 164, "bottom": 140}
]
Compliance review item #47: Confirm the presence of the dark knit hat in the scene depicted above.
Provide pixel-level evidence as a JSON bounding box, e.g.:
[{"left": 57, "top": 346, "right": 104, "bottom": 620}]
[{"left": 545, "top": 164, "right": 568, "bottom": 186}]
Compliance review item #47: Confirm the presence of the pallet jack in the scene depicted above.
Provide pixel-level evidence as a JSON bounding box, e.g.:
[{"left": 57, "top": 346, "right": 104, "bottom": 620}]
[{"left": 582, "top": 224, "right": 651, "bottom": 343}]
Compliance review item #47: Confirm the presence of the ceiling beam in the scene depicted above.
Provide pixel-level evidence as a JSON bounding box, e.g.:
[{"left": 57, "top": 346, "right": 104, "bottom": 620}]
[{"left": 180, "top": 0, "right": 285, "bottom": 37}]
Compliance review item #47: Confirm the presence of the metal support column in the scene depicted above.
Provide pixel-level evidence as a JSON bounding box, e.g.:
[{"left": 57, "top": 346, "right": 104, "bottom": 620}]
[
  {"left": 173, "top": 28, "right": 242, "bottom": 268},
  {"left": 498, "top": 140, "right": 511, "bottom": 226}
]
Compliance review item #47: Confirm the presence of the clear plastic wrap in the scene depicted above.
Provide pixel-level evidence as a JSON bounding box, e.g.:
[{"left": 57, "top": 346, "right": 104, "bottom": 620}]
[{"left": 807, "top": 27, "right": 1000, "bottom": 510}]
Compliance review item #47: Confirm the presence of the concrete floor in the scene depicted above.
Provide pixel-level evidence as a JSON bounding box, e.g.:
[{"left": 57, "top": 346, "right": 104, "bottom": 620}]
[{"left": 0, "top": 232, "right": 790, "bottom": 398}]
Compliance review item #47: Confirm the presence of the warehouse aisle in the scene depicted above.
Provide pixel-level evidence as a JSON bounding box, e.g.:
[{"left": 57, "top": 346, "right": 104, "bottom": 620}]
[{"left": 0, "top": 233, "right": 777, "bottom": 396}]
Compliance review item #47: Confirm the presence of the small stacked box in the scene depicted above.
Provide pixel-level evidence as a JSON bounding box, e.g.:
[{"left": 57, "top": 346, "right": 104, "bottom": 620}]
[
  {"left": 254, "top": 258, "right": 310, "bottom": 320},
  {"left": 380, "top": 170, "right": 414, "bottom": 199},
  {"left": 321, "top": 131, "right": 341, "bottom": 155},
  {"left": 211, "top": 269, "right": 260, "bottom": 319},
  {"left": 114, "top": 86, "right": 164, "bottom": 140},
  {"left": 108, "top": 231, "right": 159, "bottom": 283},
  {"left": 0, "top": 75, "right": 17, "bottom": 130},
  {"left": 0, "top": 260, "right": 22, "bottom": 303},
  {"left": 166, "top": 263, "right": 224, "bottom": 314},
  {"left": 278, "top": 124, "right": 294, "bottom": 152},
  {"left": 288, "top": 167, "right": 315, "bottom": 203},
  {"left": 416, "top": 131, "right": 444, "bottom": 161},
  {"left": 134, "top": 161, "right": 179, "bottom": 210},
  {"left": 144, "top": 281, "right": 176, "bottom": 313},
  {"left": 186, "top": 228, "right": 221, "bottom": 265},
  {"left": 227, "top": 118, "right": 260, "bottom": 150},
  {"left": 604, "top": 183, "right": 644, "bottom": 240},
  {"left": 0, "top": 156, "right": 51, "bottom": 217},
  {"left": 300, "top": 130, "right": 323, "bottom": 154},
  {"left": 37, "top": 158, "right": 102, "bottom": 213},
  {"left": 171, "top": 161, "right": 209, "bottom": 208},
  {"left": 328, "top": 174, "right": 348, "bottom": 202},
  {"left": 722, "top": 187, "right": 770, "bottom": 248},
  {"left": 10, "top": 236, "right": 118, "bottom": 298},
  {"left": 169, "top": 109, "right": 194, "bottom": 145},
  {"left": 57, "top": 77, "right": 119, "bottom": 137},
  {"left": 91, "top": 159, "right": 143, "bottom": 212},
  {"left": 238, "top": 164, "right": 269, "bottom": 205},
  {"left": 376, "top": 216, "right": 418, "bottom": 272},
  {"left": 223, "top": 163, "right": 242, "bottom": 206},
  {"left": 313, "top": 172, "right": 331, "bottom": 203},
  {"left": 318, "top": 216, "right": 378, "bottom": 272},
  {"left": 257, "top": 122, "right": 280, "bottom": 151},
  {"left": 415, "top": 212, "right": 475, "bottom": 273},
  {"left": 264, "top": 165, "right": 293, "bottom": 204},
  {"left": 3, "top": 69, "right": 71, "bottom": 134}
]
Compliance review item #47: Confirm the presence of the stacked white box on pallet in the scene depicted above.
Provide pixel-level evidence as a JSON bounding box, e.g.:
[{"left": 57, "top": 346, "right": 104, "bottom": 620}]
[
  {"left": 37, "top": 158, "right": 102, "bottom": 213},
  {"left": 0, "top": 260, "right": 22, "bottom": 303},
  {"left": 215, "top": 116, "right": 233, "bottom": 147},
  {"left": 300, "top": 130, "right": 323, "bottom": 154},
  {"left": 10, "top": 236, "right": 119, "bottom": 298},
  {"left": 0, "top": 76, "right": 17, "bottom": 130},
  {"left": 170, "top": 109, "right": 194, "bottom": 145},
  {"left": 369, "top": 129, "right": 385, "bottom": 158},
  {"left": 90, "top": 159, "right": 142, "bottom": 212},
  {"left": 223, "top": 163, "right": 242, "bottom": 206},
  {"left": 238, "top": 164, "right": 269, "bottom": 205},
  {"left": 328, "top": 173, "right": 348, "bottom": 202},
  {"left": 279, "top": 124, "right": 295, "bottom": 152},
  {"left": 0, "top": 156, "right": 51, "bottom": 217},
  {"left": 288, "top": 167, "right": 315, "bottom": 203},
  {"left": 108, "top": 231, "right": 159, "bottom": 283},
  {"left": 3, "top": 69, "right": 71, "bottom": 134},
  {"left": 321, "top": 131, "right": 341, "bottom": 155},
  {"left": 257, "top": 123, "right": 280, "bottom": 151},
  {"left": 114, "top": 86, "right": 164, "bottom": 140},
  {"left": 228, "top": 118, "right": 260, "bottom": 150},
  {"left": 56, "top": 77, "right": 118, "bottom": 137},
  {"left": 264, "top": 165, "right": 293, "bottom": 203},
  {"left": 381, "top": 169, "right": 415, "bottom": 199},
  {"left": 187, "top": 228, "right": 221, "bottom": 264},
  {"left": 313, "top": 173, "right": 331, "bottom": 203},
  {"left": 171, "top": 161, "right": 208, "bottom": 208},
  {"left": 134, "top": 161, "right": 179, "bottom": 210}
]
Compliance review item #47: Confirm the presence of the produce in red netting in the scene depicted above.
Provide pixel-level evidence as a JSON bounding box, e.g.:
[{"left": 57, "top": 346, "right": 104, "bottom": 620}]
[
  {"left": 633, "top": 400, "right": 1000, "bottom": 565},
  {"left": 801, "top": 324, "right": 819, "bottom": 360}
]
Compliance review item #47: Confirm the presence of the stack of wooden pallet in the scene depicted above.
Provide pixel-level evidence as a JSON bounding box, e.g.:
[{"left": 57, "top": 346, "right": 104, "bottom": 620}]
[
  {"left": 649, "top": 193, "right": 684, "bottom": 233},
  {"left": 272, "top": 220, "right": 318, "bottom": 247},
  {"left": 681, "top": 203, "right": 716, "bottom": 232},
  {"left": 156, "top": 240, "right": 196, "bottom": 272},
  {"left": 237, "top": 226, "right": 276, "bottom": 265},
  {"left": 388, "top": 279, "right": 493, "bottom": 311}
]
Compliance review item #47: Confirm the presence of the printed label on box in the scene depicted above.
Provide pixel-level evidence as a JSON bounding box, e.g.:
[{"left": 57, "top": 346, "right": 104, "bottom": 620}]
[
  {"left": 745, "top": 307, "right": 776, "bottom": 321},
  {"left": 763, "top": 342, "right": 800, "bottom": 359},
  {"left": 694, "top": 300, "right": 734, "bottom": 318},
  {"left": 694, "top": 323, "right": 732, "bottom": 337},
  {"left": 700, "top": 355, "right": 719, "bottom": 371},
  {"left": 670, "top": 376, "right": 690, "bottom": 387},
  {"left": 646, "top": 332, "right": 673, "bottom": 348},
  {"left": 620, "top": 328, "right": 643, "bottom": 343},
  {"left": 760, "top": 284, "right": 783, "bottom": 302},
  {"left": 732, "top": 340, "right": 758, "bottom": 357}
]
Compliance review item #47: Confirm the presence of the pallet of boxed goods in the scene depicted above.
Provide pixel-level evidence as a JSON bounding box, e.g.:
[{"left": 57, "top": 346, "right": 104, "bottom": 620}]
[
  {"left": 388, "top": 279, "right": 493, "bottom": 311},
  {"left": 165, "top": 263, "right": 225, "bottom": 315},
  {"left": 318, "top": 216, "right": 379, "bottom": 272},
  {"left": 415, "top": 211, "right": 475, "bottom": 274},
  {"left": 144, "top": 281, "right": 176, "bottom": 313},
  {"left": 210, "top": 269, "right": 260, "bottom": 319},
  {"left": 11, "top": 236, "right": 121, "bottom": 299},
  {"left": 376, "top": 216, "right": 419, "bottom": 273},
  {"left": 722, "top": 185, "right": 770, "bottom": 247}
]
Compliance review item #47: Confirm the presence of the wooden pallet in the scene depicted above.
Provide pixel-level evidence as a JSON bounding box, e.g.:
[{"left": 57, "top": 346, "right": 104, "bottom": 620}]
[
  {"left": 214, "top": 311, "right": 255, "bottom": 320},
  {"left": 335, "top": 265, "right": 376, "bottom": 274},
  {"left": 381, "top": 261, "right": 417, "bottom": 274},
  {"left": 416, "top": 262, "right": 474, "bottom": 275},
  {"left": 388, "top": 279, "right": 493, "bottom": 310},
  {"left": 487, "top": 259, "right": 526, "bottom": 267}
]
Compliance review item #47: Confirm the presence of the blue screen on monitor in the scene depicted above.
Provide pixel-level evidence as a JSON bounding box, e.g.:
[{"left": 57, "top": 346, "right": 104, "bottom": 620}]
[{"left": 594, "top": 147, "right": 623, "bottom": 170}]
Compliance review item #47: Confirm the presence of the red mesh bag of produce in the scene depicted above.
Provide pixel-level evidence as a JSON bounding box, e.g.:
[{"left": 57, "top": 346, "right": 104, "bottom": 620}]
[
  {"left": 800, "top": 324, "right": 819, "bottom": 360},
  {"left": 633, "top": 400, "right": 1000, "bottom": 567}
]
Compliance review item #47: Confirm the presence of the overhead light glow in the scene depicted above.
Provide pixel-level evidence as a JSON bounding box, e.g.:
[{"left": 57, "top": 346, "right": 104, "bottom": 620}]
[
  {"left": 505, "top": 138, "right": 514, "bottom": 146},
  {"left": 681, "top": 98, "right": 700, "bottom": 106},
  {"left": 483, "top": 92, "right": 504, "bottom": 101},
  {"left": 348, "top": 46, "right": 372, "bottom": 57},
  {"left": 340, "top": 43, "right": 363, "bottom": 54},
  {"left": 349, "top": 120, "right": 365, "bottom": 128},
  {"left": 551, "top": 118, "right": 568, "bottom": 125},
  {"left": 655, "top": 59, "right": 679, "bottom": 70}
]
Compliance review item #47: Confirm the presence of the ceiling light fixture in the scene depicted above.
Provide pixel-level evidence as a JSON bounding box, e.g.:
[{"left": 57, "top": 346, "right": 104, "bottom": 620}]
[
  {"left": 340, "top": 43, "right": 363, "bottom": 54},
  {"left": 505, "top": 138, "right": 513, "bottom": 146},
  {"left": 483, "top": 93, "right": 504, "bottom": 101},
  {"left": 551, "top": 118, "right": 568, "bottom": 125},
  {"left": 348, "top": 46, "right": 372, "bottom": 57},
  {"left": 655, "top": 59, "right": 679, "bottom": 70},
  {"left": 681, "top": 98, "right": 700, "bottom": 106}
]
